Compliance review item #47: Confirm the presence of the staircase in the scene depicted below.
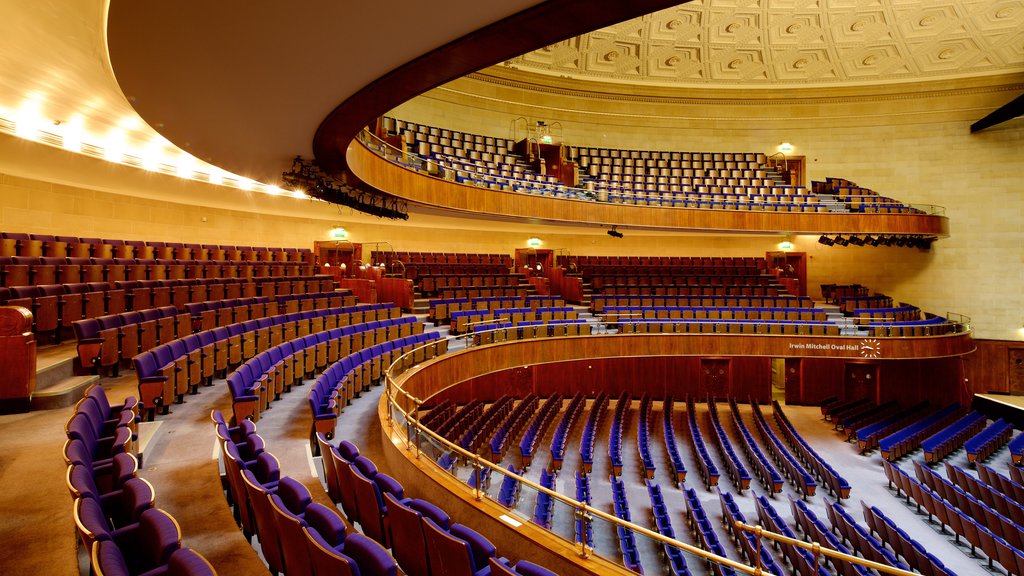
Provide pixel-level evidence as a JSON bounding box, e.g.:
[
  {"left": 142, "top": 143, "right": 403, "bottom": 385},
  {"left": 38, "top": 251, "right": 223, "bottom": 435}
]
[
  {"left": 814, "top": 193, "right": 851, "bottom": 213},
  {"left": 31, "top": 347, "right": 100, "bottom": 411}
]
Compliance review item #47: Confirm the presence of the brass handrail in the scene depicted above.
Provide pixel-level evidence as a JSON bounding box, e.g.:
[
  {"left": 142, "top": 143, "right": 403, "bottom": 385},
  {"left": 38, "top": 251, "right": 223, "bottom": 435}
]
[
  {"left": 733, "top": 522, "right": 918, "bottom": 576},
  {"left": 381, "top": 326, "right": 925, "bottom": 575}
]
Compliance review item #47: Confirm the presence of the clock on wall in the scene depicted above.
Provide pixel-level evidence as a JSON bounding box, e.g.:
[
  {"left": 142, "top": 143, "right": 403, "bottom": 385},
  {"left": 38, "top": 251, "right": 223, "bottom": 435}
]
[{"left": 859, "top": 338, "right": 881, "bottom": 359}]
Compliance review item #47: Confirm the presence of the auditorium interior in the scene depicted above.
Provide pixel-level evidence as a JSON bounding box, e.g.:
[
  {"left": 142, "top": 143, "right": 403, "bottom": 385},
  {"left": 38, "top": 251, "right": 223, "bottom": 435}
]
[{"left": 2, "top": 1, "right": 1024, "bottom": 575}]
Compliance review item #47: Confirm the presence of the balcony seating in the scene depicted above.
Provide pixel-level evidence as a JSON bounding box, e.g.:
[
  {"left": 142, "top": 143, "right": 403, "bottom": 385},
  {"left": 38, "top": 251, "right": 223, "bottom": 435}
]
[
  {"left": 964, "top": 418, "right": 1014, "bottom": 464},
  {"left": 384, "top": 493, "right": 450, "bottom": 576},
  {"left": 590, "top": 294, "right": 809, "bottom": 314},
  {"left": 423, "top": 519, "right": 509, "bottom": 576},
  {"left": 686, "top": 398, "right": 719, "bottom": 489}
]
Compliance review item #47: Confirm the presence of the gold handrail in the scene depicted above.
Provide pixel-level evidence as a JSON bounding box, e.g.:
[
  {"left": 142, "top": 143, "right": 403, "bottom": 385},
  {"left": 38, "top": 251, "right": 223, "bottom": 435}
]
[
  {"left": 380, "top": 327, "right": 921, "bottom": 575},
  {"left": 734, "top": 522, "right": 918, "bottom": 576}
]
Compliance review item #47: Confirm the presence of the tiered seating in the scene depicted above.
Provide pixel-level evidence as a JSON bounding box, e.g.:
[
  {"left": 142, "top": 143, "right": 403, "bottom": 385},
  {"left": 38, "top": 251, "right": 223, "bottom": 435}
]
[
  {"left": 610, "top": 476, "right": 643, "bottom": 574},
  {"left": 683, "top": 488, "right": 735, "bottom": 576},
  {"left": 1013, "top": 465, "right": 1024, "bottom": 486},
  {"left": 753, "top": 496, "right": 829, "bottom": 576},
  {"left": 662, "top": 397, "right": 687, "bottom": 484},
  {"left": 636, "top": 394, "right": 655, "bottom": 479},
  {"left": 718, "top": 490, "right": 783, "bottom": 576},
  {"left": 945, "top": 462, "right": 1024, "bottom": 535},
  {"left": 532, "top": 469, "right": 555, "bottom": 529},
  {"left": 67, "top": 385, "right": 216, "bottom": 576},
  {"left": 859, "top": 502, "right": 957, "bottom": 576},
  {"left": 852, "top": 305, "right": 920, "bottom": 325},
  {"left": 646, "top": 481, "right": 690, "bottom": 576},
  {"left": 497, "top": 465, "right": 521, "bottom": 508},
  {"left": 603, "top": 305, "right": 827, "bottom": 323},
  {"left": 488, "top": 395, "right": 537, "bottom": 461},
  {"left": 727, "top": 399, "right": 782, "bottom": 494},
  {"left": 825, "top": 497, "right": 910, "bottom": 571},
  {"left": 608, "top": 391, "right": 632, "bottom": 477},
  {"left": 964, "top": 418, "right": 1015, "bottom": 464},
  {"left": 878, "top": 403, "right": 963, "bottom": 461},
  {"left": 685, "top": 398, "right": 719, "bottom": 488},
  {"left": 831, "top": 400, "right": 895, "bottom": 432},
  {"left": 921, "top": 411, "right": 987, "bottom": 463},
  {"left": 616, "top": 318, "right": 841, "bottom": 336},
  {"left": 457, "top": 396, "right": 514, "bottom": 453},
  {"left": 436, "top": 401, "right": 484, "bottom": 444},
  {"left": 373, "top": 250, "right": 512, "bottom": 267},
  {"left": 451, "top": 306, "right": 577, "bottom": 334},
  {"left": 579, "top": 393, "right": 609, "bottom": 474},
  {"left": 430, "top": 295, "right": 561, "bottom": 323},
  {"left": 751, "top": 401, "right": 816, "bottom": 497},
  {"left": 821, "top": 397, "right": 869, "bottom": 420},
  {"left": 469, "top": 318, "right": 591, "bottom": 344},
  {"left": 979, "top": 464, "right": 1024, "bottom": 503},
  {"left": 549, "top": 393, "right": 585, "bottom": 471},
  {"left": 706, "top": 398, "right": 750, "bottom": 491},
  {"left": 790, "top": 498, "right": 871, "bottom": 576},
  {"left": 893, "top": 460, "right": 1024, "bottom": 573},
  {"left": 590, "top": 294, "right": 809, "bottom": 314},
  {"left": 518, "top": 394, "right": 562, "bottom": 468},
  {"left": 814, "top": 177, "right": 923, "bottom": 214},
  {"left": 771, "top": 401, "right": 849, "bottom": 499}
]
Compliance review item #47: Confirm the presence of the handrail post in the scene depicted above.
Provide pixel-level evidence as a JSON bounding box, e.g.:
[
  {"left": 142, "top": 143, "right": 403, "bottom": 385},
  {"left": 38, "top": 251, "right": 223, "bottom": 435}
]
[
  {"left": 754, "top": 525, "right": 764, "bottom": 575},
  {"left": 812, "top": 541, "right": 821, "bottom": 574},
  {"left": 412, "top": 398, "right": 421, "bottom": 459},
  {"left": 473, "top": 454, "right": 483, "bottom": 501},
  {"left": 574, "top": 503, "right": 591, "bottom": 559}
]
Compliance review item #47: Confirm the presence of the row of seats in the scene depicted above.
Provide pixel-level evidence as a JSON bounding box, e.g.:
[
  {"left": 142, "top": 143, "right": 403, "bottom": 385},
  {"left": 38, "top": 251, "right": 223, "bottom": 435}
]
[
  {"left": 429, "top": 295, "right": 563, "bottom": 323},
  {"left": 751, "top": 402, "right": 816, "bottom": 497},
  {"left": 577, "top": 264, "right": 762, "bottom": 280},
  {"left": 978, "top": 464, "right": 1024, "bottom": 504},
  {"left": 548, "top": 393, "right": 584, "bottom": 472},
  {"left": 532, "top": 469, "right": 555, "bottom": 529},
  {"left": 450, "top": 306, "right": 577, "bottom": 334},
  {"left": 573, "top": 472, "right": 593, "bottom": 549},
  {"left": 609, "top": 476, "right": 643, "bottom": 573},
  {"left": 662, "top": 397, "right": 687, "bottom": 485},
  {"left": 826, "top": 495, "right": 910, "bottom": 572},
  {"left": 852, "top": 305, "right": 920, "bottom": 323},
  {"left": 789, "top": 498, "right": 870, "bottom": 576},
  {"left": 0, "top": 256, "right": 318, "bottom": 287},
  {"left": 315, "top": 436, "right": 557, "bottom": 576},
  {"left": 683, "top": 488, "right": 735, "bottom": 576},
  {"left": 878, "top": 403, "right": 963, "bottom": 461},
  {"left": 706, "top": 399, "right": 750, "bottom": 492},
  {"left": 861, "top": 502, "right": 957, "bottom": 576},
  {"left": 569, "top": 255, "right": 765, "bottom": 268},
  {"left": 636, "top": 395, "right": 655, "bottom": 479},
  {"left": 608, "top": 391, "right": 631, "bottom": 478},
  {"left": 596, "top": 285, "right": 783, "bottom": 298},
  {"left": 417, "top": 273, "right": 525, "bottom": 295},
  {"left": 487, "top": 395, "right": 537, "bottom": 462},
  {"left": 436, "top": 286, "right": 527, "bottom": 300},
  {"left": 0, "top": 231, "right": 313, "bottom": 262},
  {"left": 590, "top": 294, "right": 811, "bottom": 313},
  {"left": 965, "top": 419, "right": 1016, "bottom": 464},
  {"left": 518, "top": 394, "right": 562, "bottom": 468},
  {"left": 371, "top": 250, "right": 513, "bottom": 266},
  {"left": 589, "top": 275, "right": 773, "bottom": 290},
  {"left": 771, "top": 401, "right": 850, "bottom": 499},
  {"left": 921, "top": 411, "right": 988, "bottom": 463},
  {"left": 686, "top": 398, "right": 720, "bottom": 489},
  {"left": 718, "top": 491, "right": 783, "bottom": 576},
  {"left": 603, "top": 305, "right": 827, "bottom": 322},
  {"left": 458, "top": 396, "right": 514, "bottom": 454},
  {"left": 838, "top": 295, "right": 894, "bottom": 314},
  {"left": 753, "top": 496, "right": 830, "bottom": 576},
  {"left": 726, "top": 398, "right": 783, "bottom": 494},
  {"left": 646, "top": 481, "right": 689, "bottom": 575},
  {"left": 67, "top": 385, "right": 215, "bottom": 576},
  {"left": 1011, "top": 433, "right": 1024, "bottom": 465},
  {"left": 944, "top": 461, "right": 1024, "bottom": 536},
  {"left": 579, "top": 393, "right": 609, "bottom": 475},
  {"left": 855, "top": 402, "right": 931, "bottom": 452},
  {"left": 134, "top": 303, "right": 392, "bottom": 420},
  {"left": 886, "top": 460, "right": 1022, "bottom": 574},
  {"left": 834, "top": 401, "right": 899, "bottom": 438},
  {"left": 616, "top": 319, "right": 843, "bottom": 336}
]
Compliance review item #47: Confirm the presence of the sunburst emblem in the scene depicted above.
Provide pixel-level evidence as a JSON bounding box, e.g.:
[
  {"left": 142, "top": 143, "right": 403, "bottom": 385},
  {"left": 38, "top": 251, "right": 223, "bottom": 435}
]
[{"left": 860, "top": 338, "right": 881, "bottom": 358}]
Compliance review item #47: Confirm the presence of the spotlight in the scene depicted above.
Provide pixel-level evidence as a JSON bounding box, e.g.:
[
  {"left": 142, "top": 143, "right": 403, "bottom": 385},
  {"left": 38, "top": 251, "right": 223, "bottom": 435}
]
[
  {"left": 881, "top": 236, "right": 894, "bottom": 247},
  {"left": 818, "top": 235, "right": 833, "bottom": 246},
  {"left": 848, "top": 235, "right": 865, "bottom": 246},
  {"left": 607, "top": 227, "right": 624, "bottom": 239},
  {"left": 867, "top": 235, "right": 881, "bottom": 247},
  {"left": 894, "top": 236, "right": 908, "bottom": 247},
  {"left": 835, "top": 236, "right": 849, "bottom": 246}
]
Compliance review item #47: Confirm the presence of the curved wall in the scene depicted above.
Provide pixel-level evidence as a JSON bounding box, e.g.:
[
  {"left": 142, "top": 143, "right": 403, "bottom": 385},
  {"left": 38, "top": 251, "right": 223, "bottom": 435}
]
[{"left": 389, "top": 72, "right": 1024, "bottom": 341}]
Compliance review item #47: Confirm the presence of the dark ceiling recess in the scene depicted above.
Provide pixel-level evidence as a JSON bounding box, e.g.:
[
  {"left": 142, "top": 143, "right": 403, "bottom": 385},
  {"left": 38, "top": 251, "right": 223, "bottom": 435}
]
[{"left": 971, "top": 92, "right": 1024, "bottom": 133}]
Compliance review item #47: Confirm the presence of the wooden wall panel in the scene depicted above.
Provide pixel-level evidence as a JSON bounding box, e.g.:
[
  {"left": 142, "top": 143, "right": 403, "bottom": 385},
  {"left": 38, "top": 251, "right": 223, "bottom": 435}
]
[{"left": 963, "top": 339, "right": 1021, "bottom": 396}]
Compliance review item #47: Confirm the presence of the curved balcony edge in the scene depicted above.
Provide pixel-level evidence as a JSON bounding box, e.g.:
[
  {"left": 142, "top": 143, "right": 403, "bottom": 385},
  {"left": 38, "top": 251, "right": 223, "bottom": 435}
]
[{"left": 346, "top": 138, "right": 950, "bottom": 235}]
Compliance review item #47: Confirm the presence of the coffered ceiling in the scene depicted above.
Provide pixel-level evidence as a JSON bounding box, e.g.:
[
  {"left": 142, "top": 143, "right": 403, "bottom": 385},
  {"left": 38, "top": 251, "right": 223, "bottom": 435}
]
[{"left": 503, "top": 0, "right": 1024, "bottom": 87}]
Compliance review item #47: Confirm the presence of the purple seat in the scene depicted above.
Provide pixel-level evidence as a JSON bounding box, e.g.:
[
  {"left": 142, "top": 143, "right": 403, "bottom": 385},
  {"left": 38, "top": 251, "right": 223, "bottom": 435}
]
[
  {"left": 68, "top": 469, "right": 153, "bottom": 528},
  {"left": 422, "top": 519, "right": 495, "bottom": 576},
  {"left": 66, "top": 412, "right": 131, "bottom": 462},
  {"left": 241, "top": 469, "right": 286, "bottom": 574},
  {"left": 271, "top": 479, "right": 315, "bottom": 576},
  {"left": 383, "top": 493, "right": 433, "bottom": 576},
  {"left": 91, "top": 537, "right": 212, "bottom": 576},
  {"left": 76, "top": 502, "right": 181, "bottom": 571},
  {"left": 66, "top": 450, "right": 138, "bottom": 495}
]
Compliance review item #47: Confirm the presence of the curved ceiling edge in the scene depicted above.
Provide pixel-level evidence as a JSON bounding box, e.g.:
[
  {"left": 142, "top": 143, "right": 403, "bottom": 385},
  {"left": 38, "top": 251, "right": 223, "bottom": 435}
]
[{"left": 312, "top": 0, "right": 687, "bottom": 175}]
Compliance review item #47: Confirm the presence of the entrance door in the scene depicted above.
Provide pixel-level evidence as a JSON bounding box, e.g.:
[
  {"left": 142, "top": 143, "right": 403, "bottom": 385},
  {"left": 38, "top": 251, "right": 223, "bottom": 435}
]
[
  {"left": 701, "top": 358, "right": 731, "bottom": 400},
  {"left": 844, "top": 362, "right": 878, "bottom": 403},
  {"left": 783, "top": 358, "right": 802, "bottom": 404},
  {"left": 1009, "top": 348, "right": 1024, "bottom": 394}
]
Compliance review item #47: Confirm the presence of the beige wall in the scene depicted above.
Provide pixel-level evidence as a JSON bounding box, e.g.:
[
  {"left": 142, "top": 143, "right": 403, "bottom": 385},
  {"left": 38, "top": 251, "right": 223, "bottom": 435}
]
[{"left": 389, "top": 73, "right": 1024, "bottom": 341}]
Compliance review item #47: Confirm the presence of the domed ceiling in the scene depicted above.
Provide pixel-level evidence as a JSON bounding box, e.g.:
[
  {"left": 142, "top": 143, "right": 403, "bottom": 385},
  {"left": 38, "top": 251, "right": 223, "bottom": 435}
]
[{"left": 501, "top": 0, "right": 1024, "bottom": 87}]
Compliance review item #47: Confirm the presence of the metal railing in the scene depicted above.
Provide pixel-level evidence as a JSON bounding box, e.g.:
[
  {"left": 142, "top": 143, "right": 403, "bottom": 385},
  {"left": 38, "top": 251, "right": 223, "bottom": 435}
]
[
  {"left": 381, "top": 326, "right": 920, "bottom": 576},
  {"left": 356, "top": 128, "right": 946, "bottom": 217}
]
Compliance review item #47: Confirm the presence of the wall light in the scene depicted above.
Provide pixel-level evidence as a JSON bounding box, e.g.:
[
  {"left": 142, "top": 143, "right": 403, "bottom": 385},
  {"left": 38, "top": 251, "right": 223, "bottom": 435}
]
[
  {"left": 778, "top": 236, "right": 794, "bottom": 251},
  {"left": 527, "top": 237, "right": 542, "bottom": 248},
  {"left": 778, "top": 142, "right": 795, "bottom": 154},
  {"left": 329, "top": 226, "right": 349, "bottom": 240}
]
